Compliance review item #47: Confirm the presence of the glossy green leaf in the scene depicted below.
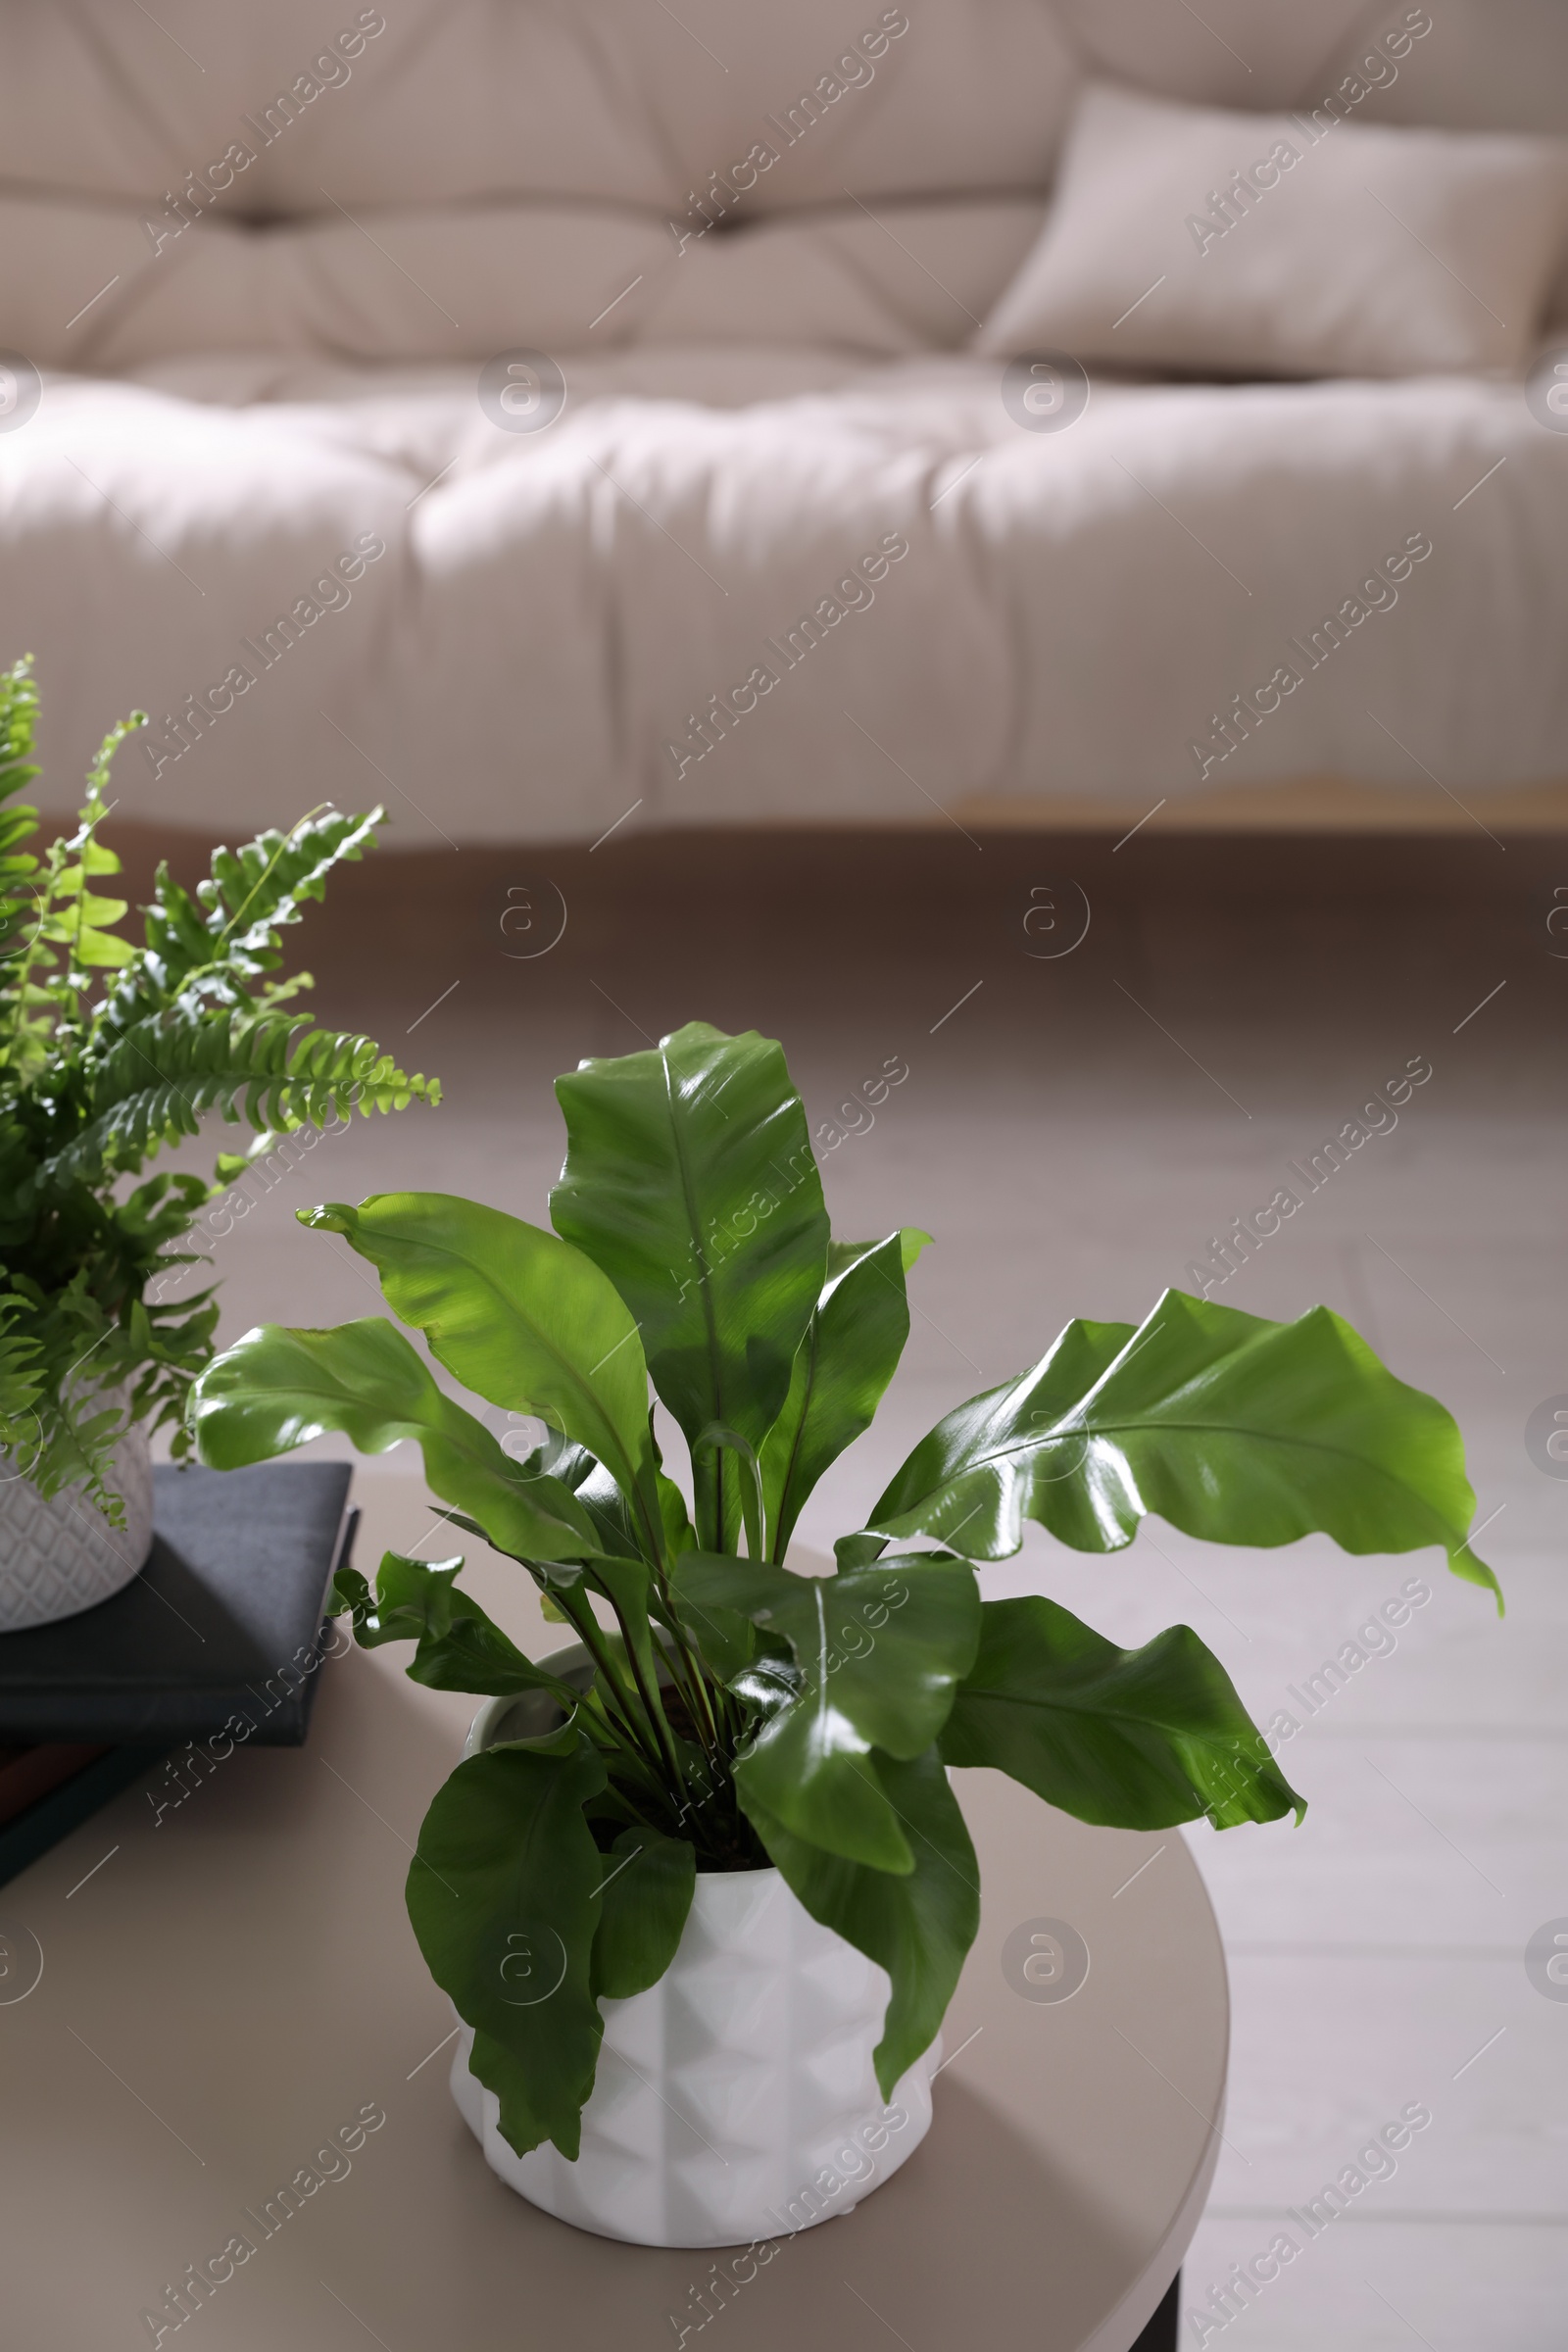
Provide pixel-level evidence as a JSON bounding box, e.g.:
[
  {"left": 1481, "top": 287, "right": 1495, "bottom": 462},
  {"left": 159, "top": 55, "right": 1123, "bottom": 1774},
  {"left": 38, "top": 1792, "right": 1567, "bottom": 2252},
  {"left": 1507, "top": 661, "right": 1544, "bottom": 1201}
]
[
  {"left": 941, "top": 1596, "right": 1304, "bottom": 1831},
  {"left": 667, "top": 1543, "right": 791, "bottom": 1690},
  {"left": 547, "top": 1432, "right": 646, "bottom": 1558},
  {"left": 747, "top": 1747, "right": 980, "bottom": 2098},
  {"left": 300, "top": 1193, "right": 662, "bottom": 1558},
  {"left": 406, "top": 1733, "right": 608, "bottom": 2158},
  {"left": 412, "top": 1612, "right": 584, "bottom": 1708},
  {"left": 590, "top": 1827, "right": 696, "bottom": 2000},
  {"left": 331, "top": 1548, "right": 464, "bottom": 1648},
  {"left": 676, "top": 1551, "right": 980, "bottom": 1870},
  {"left": 760, "top": 1230, "right": 928, "bottom": 1563},
  {"left": 181, "top": 1019, "right": 1501, "bottom": 2173},
  {"left": 551, "top": 1022, "right": 829, "bottom": 1550},
  {"left": 669, "top": 1582, "right": 760, "bottom": 1687},
  {"left": 866, "top": 1291, "right": 1499, "bottom": 1604},
  {"left": 695, "top": 1423, "right": 765, "bottom": 1560},
  {"left": 650, "top": 1409, "right": 697, "bottom": 1558},
  {"left": 188, "top": 1317, "right": 602, "bottom": 1564},
  {"left": 331, "top": 1549, "right": 582, "bottom": 1704}
]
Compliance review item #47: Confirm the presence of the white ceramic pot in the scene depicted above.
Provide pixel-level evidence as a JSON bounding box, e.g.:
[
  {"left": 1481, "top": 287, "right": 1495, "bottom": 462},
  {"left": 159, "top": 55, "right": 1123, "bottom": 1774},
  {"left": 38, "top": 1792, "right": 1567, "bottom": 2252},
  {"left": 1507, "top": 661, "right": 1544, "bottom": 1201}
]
[
  {"left": 450, "top": 1667, "right": 941, "bottom": 2249},
  {"left": 0, "top": 1397, "right": 155, "bottom": 1633}
]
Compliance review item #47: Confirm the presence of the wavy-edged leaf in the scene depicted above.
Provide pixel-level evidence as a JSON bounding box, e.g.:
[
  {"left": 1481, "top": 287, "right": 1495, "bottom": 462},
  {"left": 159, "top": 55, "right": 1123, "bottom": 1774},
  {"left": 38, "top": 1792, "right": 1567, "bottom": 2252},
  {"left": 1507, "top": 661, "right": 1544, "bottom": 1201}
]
[
  {"left": 676, "top": 1551, "right": 980, "bottom": 1870},
  {"left": 551, "top": 1021, "right": 828, "bottom": 1551},
  {"left": 747, "top": 1747, "right": 980, "bottom": 2098},
  {"left": 303, "top": 1192, "right": 661, "bottom": 1557},
  {"left": 330, "top": 1549, "right": 583, "bottom": 1703},
  {"left": 866, "top": 1291, "right": 1499, "bottom": 1605},
  {"left": 941, "top": 1595, "right": 1304, "bottom": 1831},
  {"left": 760, "top": 1229, "right": 928, "bottom": 1561},
  {"left": 541, "top": 1433, "right": 645, "bottom": 1560},
  {"left": 443, "top": 1431, "right": 655, "bottom": 1569},
  {"left": 189, "top": 1317, "right": 601, "bottom": 1564},
  {"left": 407, "top": 1733, "right": 608, "bottom": 2158}
]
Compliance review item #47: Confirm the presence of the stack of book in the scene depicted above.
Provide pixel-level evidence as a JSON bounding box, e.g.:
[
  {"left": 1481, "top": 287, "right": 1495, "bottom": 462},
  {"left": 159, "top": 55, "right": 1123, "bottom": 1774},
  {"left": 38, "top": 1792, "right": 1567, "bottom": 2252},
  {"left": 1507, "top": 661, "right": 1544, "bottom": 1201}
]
[{"left": 0, "top": 1461, "right": 355, "bottom": 1887}]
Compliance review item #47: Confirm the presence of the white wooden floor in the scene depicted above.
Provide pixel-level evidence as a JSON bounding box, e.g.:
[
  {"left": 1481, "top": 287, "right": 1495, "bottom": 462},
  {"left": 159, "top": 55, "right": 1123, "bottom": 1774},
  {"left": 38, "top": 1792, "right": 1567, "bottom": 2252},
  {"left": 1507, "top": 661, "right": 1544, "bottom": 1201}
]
[{"left": 148, "top": 830, "right": 1566, "bottom": 2350}]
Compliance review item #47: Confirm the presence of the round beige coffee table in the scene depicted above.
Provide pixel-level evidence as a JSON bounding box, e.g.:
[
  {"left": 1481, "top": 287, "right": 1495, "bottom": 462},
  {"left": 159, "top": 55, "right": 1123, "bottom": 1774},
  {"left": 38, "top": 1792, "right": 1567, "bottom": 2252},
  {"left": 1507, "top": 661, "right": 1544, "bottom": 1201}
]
[{"left": 0, "top": 1510, "right": 1226, "bottom": 2352}]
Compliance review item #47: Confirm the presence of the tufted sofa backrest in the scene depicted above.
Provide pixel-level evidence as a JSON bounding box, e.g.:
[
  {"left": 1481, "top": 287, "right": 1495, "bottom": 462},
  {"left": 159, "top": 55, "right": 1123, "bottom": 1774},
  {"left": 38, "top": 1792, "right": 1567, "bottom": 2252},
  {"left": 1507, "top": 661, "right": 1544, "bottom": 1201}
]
[{"left": 3, "top": 0, "right": 1564, "bottom": 367}]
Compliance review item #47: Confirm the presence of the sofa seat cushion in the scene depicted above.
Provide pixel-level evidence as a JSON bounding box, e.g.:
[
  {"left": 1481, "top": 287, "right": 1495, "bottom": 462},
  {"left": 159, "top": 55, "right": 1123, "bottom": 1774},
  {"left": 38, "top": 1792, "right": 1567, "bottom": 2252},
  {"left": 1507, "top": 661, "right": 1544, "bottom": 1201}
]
[{"left": 6, "top": 352, "right": 1565, "bottom": 840}]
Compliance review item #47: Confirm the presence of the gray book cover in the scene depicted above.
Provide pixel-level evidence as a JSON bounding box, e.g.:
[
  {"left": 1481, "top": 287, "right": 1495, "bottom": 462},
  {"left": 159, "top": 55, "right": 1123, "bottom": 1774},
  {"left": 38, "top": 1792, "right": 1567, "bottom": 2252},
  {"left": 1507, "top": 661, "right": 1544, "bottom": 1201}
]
[{"left": 0, "top": 1463, "right": 355, "bottom": 1747}]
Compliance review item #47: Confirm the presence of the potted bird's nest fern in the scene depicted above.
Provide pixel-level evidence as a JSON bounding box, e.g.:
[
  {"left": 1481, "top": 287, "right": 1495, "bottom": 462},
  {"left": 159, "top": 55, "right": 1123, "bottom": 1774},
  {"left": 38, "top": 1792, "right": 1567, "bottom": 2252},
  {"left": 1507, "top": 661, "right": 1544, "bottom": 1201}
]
[
  {"left": 0, "top": 655, "right": 438, "bottom": 1629},
  {"left": 187, "top": 1021, "right": 1497, "bottom": 2252}
]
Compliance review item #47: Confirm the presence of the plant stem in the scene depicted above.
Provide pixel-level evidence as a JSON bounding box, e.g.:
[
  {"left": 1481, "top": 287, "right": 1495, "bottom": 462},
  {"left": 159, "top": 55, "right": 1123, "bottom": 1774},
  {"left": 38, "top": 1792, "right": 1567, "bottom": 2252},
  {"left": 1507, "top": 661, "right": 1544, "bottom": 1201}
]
[
  {"left": 683, "top": 1645, "right": 727, "bottom": 1751},
  {"left": 551, "top": 1591, "right": 667, "bottom": 1780},
  {"left": 638, "top": 1549, "right": 726, "bottom": 1758},
  {"left": 614, "top": 1616, "right": 694, "bottom": 1797},
  {"left": 655, "top": 1611, "right": 723, "bottom": 1754}
]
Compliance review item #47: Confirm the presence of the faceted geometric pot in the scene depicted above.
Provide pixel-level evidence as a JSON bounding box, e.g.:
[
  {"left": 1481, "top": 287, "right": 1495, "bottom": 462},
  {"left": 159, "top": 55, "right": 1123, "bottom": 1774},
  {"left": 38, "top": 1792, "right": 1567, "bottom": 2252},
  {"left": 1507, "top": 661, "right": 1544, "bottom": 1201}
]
[
  {"left": 449, "top": 1657, "right": 942, "bottom": 2248},
  {"left": 0, "top": 1399, "right": 154, "bottom": 1634}
]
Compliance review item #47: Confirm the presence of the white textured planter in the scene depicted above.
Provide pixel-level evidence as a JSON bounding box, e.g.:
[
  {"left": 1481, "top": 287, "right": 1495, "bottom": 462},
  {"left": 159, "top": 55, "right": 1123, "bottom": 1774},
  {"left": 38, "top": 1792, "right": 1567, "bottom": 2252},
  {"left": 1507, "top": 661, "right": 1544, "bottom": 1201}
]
[
  {"left": 0, "top": 1399, "right": 154, "bottom": 1634},
  {"left": 450, "top": 1671, "right": 941, "bottom": 2248}
]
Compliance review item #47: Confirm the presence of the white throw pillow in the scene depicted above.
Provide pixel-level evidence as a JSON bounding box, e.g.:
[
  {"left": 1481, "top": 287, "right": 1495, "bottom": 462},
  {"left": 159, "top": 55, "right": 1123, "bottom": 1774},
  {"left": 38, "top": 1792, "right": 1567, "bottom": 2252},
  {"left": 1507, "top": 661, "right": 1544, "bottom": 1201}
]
[{"left": 974, "top": 80, "right": 1568, "bottom": 377}]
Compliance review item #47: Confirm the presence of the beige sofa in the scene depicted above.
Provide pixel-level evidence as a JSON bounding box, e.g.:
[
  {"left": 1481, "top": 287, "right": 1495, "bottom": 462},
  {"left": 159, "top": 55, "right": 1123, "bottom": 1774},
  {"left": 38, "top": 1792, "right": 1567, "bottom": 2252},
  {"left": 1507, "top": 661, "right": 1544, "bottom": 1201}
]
[{"left": 4, "top": 0, "right": 1567, "bottom": 843}]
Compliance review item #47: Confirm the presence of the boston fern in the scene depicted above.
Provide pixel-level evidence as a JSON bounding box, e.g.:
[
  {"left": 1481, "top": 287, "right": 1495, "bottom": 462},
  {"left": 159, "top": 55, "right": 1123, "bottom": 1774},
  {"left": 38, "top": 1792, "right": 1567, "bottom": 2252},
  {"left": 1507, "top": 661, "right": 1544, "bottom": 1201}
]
[
  {"left": 0, "top": 655, "right": 437, "bottom": 1513},
  {"left": 188, "top": 1022, "right": 1497, "bottom": 2161}
]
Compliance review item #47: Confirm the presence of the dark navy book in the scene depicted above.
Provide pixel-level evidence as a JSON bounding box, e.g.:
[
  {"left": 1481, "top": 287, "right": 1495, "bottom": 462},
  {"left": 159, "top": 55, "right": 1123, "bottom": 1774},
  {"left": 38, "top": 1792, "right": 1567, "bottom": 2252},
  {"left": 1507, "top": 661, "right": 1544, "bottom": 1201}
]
[{"left": 0, "top": 1462, "right": 355, "bottom": 1887}]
